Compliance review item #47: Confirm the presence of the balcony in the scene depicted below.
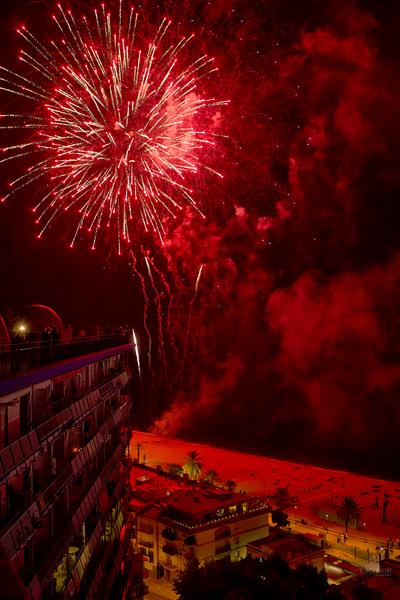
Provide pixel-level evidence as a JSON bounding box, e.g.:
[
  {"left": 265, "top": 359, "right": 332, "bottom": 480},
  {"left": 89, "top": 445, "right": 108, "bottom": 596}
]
[
  {"left": 162, "top": 543, "right": 178, "bottom": 556},
  {"left": 0, "top": 431, "right": 40, "bottom": 481},
  {"left": 0, "top": 371, "right": 131, "bottom": 483},
  {"left": 0, "top": 397, "right": 130, "bottom": 584},
  {"left": 0, "top": 334, "right": 129, "bottom": 380},
  {"left": 162, "top": 527, "right": 178, "bottom": 541},
  {"left": 83, "top": 508, "right": 131, "bottom": 600},
  {"left": 215, "top": 541, "right": 231, "bottom": 555},
  {"left": 41, "top": 463, "right": 74, "bottom": 511},
  {"left": 37, "top": 441, "right": 129, "bottom": 589},
  {"left": 3, "top": 400, "right": 129, "bottom": 540},
  {"left": 138, "top": 539, "right": 153, "bottom": 549},
  {"left": 17, "top": 443, "right": 128, "bottom": 589},
  {"left": 137, "top": 524, "right": 154, "bottom": 535},
  {"left": 215, "top": 526, "right": 231, "bottom": 541},
  {"left": 0, "top": 501, "right": 42, "bottom": 560},
  {"left": 183, "top": 535, "right": 196, "bottom": 546},
  {"left": 60, "top": 519, "right": 103, "bottom": 598}
]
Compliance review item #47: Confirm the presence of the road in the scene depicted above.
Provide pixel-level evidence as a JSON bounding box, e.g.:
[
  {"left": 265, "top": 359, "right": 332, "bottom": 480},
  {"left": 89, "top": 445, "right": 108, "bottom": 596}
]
[
  {"left": 146, "top": 578, "right": 178, "bottom": 600},
  {"left": 287, "top": 515, "right": 382, "bottom": 571}
]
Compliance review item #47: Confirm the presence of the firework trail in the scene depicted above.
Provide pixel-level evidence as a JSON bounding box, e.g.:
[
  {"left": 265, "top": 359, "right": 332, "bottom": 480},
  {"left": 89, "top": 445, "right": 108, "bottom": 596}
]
[
  {"left": 0, "top": 1, "right": 226, "bottom": 251},
  {"left": 132, "top": 327, "right": 142, "bottom": 377},
  {"left": 130, "top": 250, "right": 152, "bottom": 370},
  {"left": 146, "top": 254, "right": 179, "bottom": 363},
  {"left": 144, "top": 254, "right": 168, "bottom": 380},
  {"left": 180, "top": 263, "right": 204, "bottom": 384}
]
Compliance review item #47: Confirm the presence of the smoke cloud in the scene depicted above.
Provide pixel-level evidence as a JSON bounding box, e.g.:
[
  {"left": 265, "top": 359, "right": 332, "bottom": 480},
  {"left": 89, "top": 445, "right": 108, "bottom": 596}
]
[{"left": 150, "top": 0, "right": 400, "bottom": 477}]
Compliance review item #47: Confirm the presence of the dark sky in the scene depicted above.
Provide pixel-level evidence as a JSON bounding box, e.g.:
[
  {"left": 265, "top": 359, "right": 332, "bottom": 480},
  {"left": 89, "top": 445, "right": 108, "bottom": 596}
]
[
  {"left": 0, "top": 0, "right": 399, "bottom": 476},
  {"left": 0, "top": 0, "right": 141, "bottom": 329}
]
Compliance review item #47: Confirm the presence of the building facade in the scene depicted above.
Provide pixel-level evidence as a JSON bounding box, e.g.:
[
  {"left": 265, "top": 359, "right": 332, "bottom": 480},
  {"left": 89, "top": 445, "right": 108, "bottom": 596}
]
[
  {"left": 136, "top": 488, "right": 269, "bottom": 582},
  {"left": 0, "top": 342, "right": 136, "bottom": 599}
]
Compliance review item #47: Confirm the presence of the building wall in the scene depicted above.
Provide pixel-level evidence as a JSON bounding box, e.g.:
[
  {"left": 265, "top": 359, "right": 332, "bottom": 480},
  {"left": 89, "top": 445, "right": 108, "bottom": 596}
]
[
  {"left": 248, "top": 540, "right": 325, "bottom": 572},
  {"left": 0, "top": 345, "right": 134, "bottom": 599},
  {"left": 137, "top": 508, "right": 269, "bottom": 581}
]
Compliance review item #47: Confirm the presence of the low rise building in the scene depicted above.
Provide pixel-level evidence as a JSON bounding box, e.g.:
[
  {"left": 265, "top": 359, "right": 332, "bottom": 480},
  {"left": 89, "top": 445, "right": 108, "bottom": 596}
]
[
  {"left": 247, "top": 530, "right": 325, "bottom": 571},
  {"left": 136, "top": 487, "right": 269, "bottom": 582}
]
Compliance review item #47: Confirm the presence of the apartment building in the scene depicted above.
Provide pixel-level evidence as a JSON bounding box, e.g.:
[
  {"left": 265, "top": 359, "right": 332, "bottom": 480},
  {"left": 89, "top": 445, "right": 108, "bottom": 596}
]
[
  {"left": 0, "top": 341, "right": 138, "bottom": 599},
  {"left": 136, "top": 487, "right": 269, "bottom": 582}
]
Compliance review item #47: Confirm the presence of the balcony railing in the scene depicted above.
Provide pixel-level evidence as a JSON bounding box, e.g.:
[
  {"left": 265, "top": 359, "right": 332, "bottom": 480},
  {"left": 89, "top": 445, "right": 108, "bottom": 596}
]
[
  {"left": 0, "top": 334, "right": 129, "bottom": 379},
  {"left": 0, "top": 407, "right": 129, "bottom": 563},
  {"left": 0, "top": 369, "right": 131, "bottom": 483},
  {"left": 0, "top": 500, "right": 42, "bottom": 560},
  {"left": 137, "top": 524, "right": 154, "bottom": 535},
  {"left": 36, "top": 524, "right": 74, "bottom": 587},
  {"left": 138, "top": 539, "right": 153, "bottom": 549},
  {"left": 102, "top": 522, "right": 129, "bottom": 599},
  {"left": 62, "top": 520, "right": 103, "bottom": 599},
  {"left": 37, "top": 441, "right": 127, "bottom": 588},
  {"left": 41, "top": 464, "right": 74, "bottom": 512},
  {"left": 215, "top": 541, "right": 231, "bottom": 555},
  {"left": 162, "top": 527, "right": 178, "bottom": 541},
  {"left": 62, "top": 462, "right": 132, "bottom": 600},
  {"left": 85, "top": 510, "right": 130, "bottom": 600},
  {"left": 162, "top": 543, "right": 178, "bottom": 556},
  {"left": 183, "top": 535, "right": 196, "bottom": 546},
  {"left": 215, "top": 527, "right": 231, "bottom": 541},
  {"left": 0, "top": 431, "right": 40, "bottom": 480}
]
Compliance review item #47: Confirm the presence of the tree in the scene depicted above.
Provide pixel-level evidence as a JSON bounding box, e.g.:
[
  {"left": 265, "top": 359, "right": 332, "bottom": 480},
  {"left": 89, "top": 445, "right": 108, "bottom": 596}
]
[
  {"left": 273, "top": 486, "right": 291, "bottom": 511},
  {"left": 185, "top": 548, "right": 200, "bottom": 570},
  {"left": 182, "top": 451, "right": 203, "bottom": 481},
  {"left": 203, "top": 469, "right": 219, "bottom": 486},
  {"left": 271, "top": 509, "right": 289, "bottom": 528},
  {"left": 173, "top": 553, "right": 344, "bottom": 600},
  {"left": 336, "top": 496, "right": 362, "bottom": 534},
  {"left": 226, "top": 479, "right": 237, "bottom": 492},
  {"left": 174, "top": 548, "right": 202, "bottom": 600},
  {"left": 167, "top": 463, "right": 183, "bottom": 477}
]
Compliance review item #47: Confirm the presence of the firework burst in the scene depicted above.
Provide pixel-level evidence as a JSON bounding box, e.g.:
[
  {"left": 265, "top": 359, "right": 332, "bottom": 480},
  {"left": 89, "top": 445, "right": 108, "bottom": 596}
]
[{"left": 0, "top": 2, "right": 227, "bottom": 253}]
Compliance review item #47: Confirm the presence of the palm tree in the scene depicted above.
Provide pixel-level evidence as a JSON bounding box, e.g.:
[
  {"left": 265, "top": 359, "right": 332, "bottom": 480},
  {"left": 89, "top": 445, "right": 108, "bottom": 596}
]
[
  {"left": 204, "top": 469, "right": 219, "bottom": 486},
  {"left": 183, "top": 451, "right": 203, "bottom": 481},
  {"left": 336, "top": 496, "right": 362, "bottom": 534},
  {"left": 226, "top": 480, "right": 237, "bottom": 492}
]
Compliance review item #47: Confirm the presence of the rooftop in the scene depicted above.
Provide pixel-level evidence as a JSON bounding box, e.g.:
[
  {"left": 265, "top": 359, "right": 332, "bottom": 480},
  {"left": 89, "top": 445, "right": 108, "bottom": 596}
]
[
  {"left": 139, "top": 488, "right": 269, "bottom": 532},
  {"left": 0, "top": 340, "right": 131, "bottom": 398},
  {"left": 163, "top": 488, "right": 243, "bottom": 518},
  {"left": 248, "top": 532, "right": 323, "bottom": 561}
]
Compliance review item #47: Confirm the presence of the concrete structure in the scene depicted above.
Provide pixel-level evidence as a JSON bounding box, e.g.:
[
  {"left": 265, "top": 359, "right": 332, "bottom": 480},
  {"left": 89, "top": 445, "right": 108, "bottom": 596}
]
[
  {"left": 247, "top": 530, "right": 325, "bottom": 571},
  {"left": 136, "top": 487, "right": 269, "bottom": 582},
  {"left": 0, "top": 341, "right": 139, "bottom": 599},
  {"left": 340, "top": 576, "right": 400, "bottom": 599}
]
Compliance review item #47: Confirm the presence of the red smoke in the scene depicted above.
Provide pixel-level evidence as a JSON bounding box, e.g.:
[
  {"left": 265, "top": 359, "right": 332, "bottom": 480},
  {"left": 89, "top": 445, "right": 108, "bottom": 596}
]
[
  {"left": 149, "top": 0, "right": 400, "bottom": 477},
  {"left": 267, "top": 256, "right": 400, "bottom": 441}
]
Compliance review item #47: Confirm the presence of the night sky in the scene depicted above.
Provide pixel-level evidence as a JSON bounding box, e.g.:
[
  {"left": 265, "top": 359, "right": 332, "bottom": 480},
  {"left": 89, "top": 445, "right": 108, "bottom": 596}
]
[{"left": 0, "top": 0, "right": 399, "bottom": 477}]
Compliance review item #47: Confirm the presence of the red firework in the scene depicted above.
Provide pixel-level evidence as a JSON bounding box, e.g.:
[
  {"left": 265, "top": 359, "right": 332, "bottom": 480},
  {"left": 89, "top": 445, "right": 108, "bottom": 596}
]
[{"left": 0, "top": 1, "right": 227, "bottom": 253}]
